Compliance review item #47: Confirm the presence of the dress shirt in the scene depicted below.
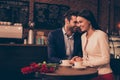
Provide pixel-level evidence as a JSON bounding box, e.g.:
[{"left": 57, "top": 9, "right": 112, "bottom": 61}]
[{"left": 62, "top": 28, "right": 74, "bottom": 59}]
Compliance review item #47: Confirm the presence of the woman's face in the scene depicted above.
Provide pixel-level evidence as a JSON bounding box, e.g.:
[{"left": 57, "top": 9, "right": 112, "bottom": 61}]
[{"left": 76, "top": 16, "right": 91, "bottom": 32}]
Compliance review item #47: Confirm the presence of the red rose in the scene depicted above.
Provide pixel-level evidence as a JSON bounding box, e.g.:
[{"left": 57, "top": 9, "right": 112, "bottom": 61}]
[
  {"left": 41, "top": 64, "right": 47, "bottom": 68},
  {"left": 30, "top": 62, "right": 37, "bottom": 67},
  {"left": 32, "top": 64, "right": 40, "bottom": 72},
  {"left": 39, "top": 67, "right": 48, "bottom": 73},
  {"left": 21, "top": 66, "right": 33, "bottom": 74}
]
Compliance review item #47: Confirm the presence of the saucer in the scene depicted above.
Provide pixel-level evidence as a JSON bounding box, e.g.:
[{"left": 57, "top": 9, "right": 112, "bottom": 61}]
[{"left": 72, "top": 65, "right": 86, "bottom": 69}]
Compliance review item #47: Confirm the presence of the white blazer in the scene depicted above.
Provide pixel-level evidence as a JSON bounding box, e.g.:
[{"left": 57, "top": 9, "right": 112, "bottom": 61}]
[{"left": 82, "top": 30, "right": 112, "bottom": 75}]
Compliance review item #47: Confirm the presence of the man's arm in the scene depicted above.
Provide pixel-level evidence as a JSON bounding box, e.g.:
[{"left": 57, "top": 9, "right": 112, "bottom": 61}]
[{"left": 47, "top": 32, "right": 61, "bottom": 63}]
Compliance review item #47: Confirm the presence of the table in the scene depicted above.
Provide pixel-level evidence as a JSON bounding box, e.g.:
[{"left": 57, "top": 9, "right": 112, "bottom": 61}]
[{"left": 35, "top": 66, "right": 98, "bottom": 80}]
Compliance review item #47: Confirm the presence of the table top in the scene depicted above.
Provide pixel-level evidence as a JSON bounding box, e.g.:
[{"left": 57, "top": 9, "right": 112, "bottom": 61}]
[
  {"left": 42, "top": 66, "right": 98, "bottom": 77},
  {"left": 35, "top": 66, "right": 98, "bottom": 80}
]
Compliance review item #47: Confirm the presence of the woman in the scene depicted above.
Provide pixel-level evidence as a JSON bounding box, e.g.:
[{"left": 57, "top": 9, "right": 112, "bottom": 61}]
[{"left": 71, "top": 9, "right": 114, "bottom": 80}]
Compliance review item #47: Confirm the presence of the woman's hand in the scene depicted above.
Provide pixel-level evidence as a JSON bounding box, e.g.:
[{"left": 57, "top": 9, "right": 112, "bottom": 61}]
[{"left": 70, "top": 56, "right": 83, "bottom": 64}]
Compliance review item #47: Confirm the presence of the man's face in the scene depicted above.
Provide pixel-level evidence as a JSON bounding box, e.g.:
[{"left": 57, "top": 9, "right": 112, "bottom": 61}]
[{"left": 67, "top": 16, "right": 78, "bottom": 32}]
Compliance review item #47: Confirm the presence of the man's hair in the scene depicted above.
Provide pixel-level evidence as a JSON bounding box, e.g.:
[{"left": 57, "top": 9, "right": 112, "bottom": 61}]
[{"left": 63, "top": 10, "right": 78, "bottom": 21}]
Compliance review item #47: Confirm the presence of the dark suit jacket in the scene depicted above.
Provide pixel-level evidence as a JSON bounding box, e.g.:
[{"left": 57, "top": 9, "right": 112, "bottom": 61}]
[{"left": 47, "top": 28, "right": 83, "bottom": 63}]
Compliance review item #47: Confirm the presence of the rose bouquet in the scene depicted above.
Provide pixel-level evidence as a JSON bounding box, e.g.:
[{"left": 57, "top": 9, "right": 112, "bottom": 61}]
[{"left": 21, "top": 61, "right": 58, "bottom": 74}]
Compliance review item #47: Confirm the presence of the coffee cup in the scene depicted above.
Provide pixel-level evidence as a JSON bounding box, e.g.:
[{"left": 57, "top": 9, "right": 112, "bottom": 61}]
[
  {"left": 74, "top": 61, "right": 83, "bottom": 68},
  {"left": 60, "top": 60, "right": 71, "bottom": 66}
]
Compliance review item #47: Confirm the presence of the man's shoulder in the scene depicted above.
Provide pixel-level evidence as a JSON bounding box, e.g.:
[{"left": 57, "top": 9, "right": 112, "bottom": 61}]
[
  {"left": 50, "top": 28, "right": 62, "bottom": 34},
  {"left": 48, "top": 28, "right": 62, "bottom": 37}
]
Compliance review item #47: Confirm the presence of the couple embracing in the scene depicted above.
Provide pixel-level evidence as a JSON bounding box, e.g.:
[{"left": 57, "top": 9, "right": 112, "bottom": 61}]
[{"left": 47, "top": 9, "right": 114, "bottom": 80}]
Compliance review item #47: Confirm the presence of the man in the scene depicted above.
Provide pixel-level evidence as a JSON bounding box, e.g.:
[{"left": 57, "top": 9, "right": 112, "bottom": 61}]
[{"left": 47, "top": 10, "right": 83, "bottom": 63}]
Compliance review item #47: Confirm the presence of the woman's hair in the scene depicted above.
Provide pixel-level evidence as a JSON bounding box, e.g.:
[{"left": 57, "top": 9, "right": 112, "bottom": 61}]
[{"left": 77, "top": 9, "right": 100, "bottom": 30}]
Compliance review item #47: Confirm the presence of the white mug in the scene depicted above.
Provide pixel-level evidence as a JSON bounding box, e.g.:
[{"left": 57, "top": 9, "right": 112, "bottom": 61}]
[
  {"left": 74, "top": 61, "right": 83, "bottom": 68},
  {"left": 60, "top": 60, "right": 71, "bottom": 66}
]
